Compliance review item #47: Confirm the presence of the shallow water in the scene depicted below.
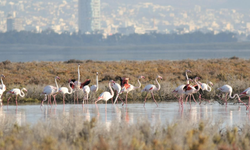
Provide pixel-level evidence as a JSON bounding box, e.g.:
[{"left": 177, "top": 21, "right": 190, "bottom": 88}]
[
  {"left": 1, "top": 48, "right": 250, "bottom": 62},
  {"left": 1, "top": 102, "right": 250, "bottom": 127}
]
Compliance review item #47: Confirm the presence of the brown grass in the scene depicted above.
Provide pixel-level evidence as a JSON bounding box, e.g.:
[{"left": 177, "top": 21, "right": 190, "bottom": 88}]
[
  {"left": 0, "top": 113, "right": 250, "bottom": 150},
  {"left": 1, "top": 59, "right": 250, "bottom": 103}
]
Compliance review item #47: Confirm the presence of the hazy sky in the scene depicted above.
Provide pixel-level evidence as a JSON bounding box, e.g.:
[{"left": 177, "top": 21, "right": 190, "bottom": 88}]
[{"left": 104, "top": 0, "right": 250, "bottom": 10}]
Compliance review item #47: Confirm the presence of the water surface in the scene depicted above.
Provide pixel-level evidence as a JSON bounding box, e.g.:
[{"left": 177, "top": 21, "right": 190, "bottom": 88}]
[
  {"left": 0, "top": 47, "right": 250, "bottom": 62},
  {"left": 1, "top": 102, "right": 250, "bottom": 127}
]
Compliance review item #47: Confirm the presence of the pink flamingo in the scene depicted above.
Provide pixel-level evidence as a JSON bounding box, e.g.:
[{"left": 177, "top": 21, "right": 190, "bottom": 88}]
[
  {"left": 217, "top": 84, "right": 240, "bottom": 106},
  {"left": 95, "top": 80, "right": 115, "bottom": 110},
  {"left": 116, "top": 76, "right": 145, "bottom": 106},
  {"left": 184, "top": 77, "right": 201, "bottom": 105},
  {"left": 238, "top": 87, "right": 250, "bottom": 110},
  {"left": 173, "top": 70, "right": 192, "bottom": 106},
  {"left": 41, "top": 76, "right": 60, "bottom": 107},
  {"left": 173, "top": 78, "right": 193, "bottom": 107},
  {"left": 6, "top": 88, "right": 27, "bottom": 106},
  {"left": 58, "top": 81, "right": 74, "bottom": 105},
  {"left": 141, "top": 75, "right": 162, "bottom": 107},
  {"left": 0, "top": 74, "right": 6, "bottom": 106}
]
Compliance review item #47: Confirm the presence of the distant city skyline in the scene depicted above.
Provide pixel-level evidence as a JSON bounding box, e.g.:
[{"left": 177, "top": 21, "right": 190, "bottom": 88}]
[{"left": 0, "top": 0, "right": 250, "bottom": 37}]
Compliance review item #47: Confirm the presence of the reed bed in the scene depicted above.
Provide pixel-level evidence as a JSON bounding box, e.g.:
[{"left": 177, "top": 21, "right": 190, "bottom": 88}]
[
  {"left": 1, "top": 58, "right": 250, "bottom": 103},
  {"left": 1, "top": 112, "right": 250, "bottom": 150}
]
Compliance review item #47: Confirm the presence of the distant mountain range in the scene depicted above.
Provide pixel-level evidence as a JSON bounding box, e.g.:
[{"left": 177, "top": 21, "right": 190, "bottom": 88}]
[{"left": 103, "top": 0, "right": 250, "bottom": 10}]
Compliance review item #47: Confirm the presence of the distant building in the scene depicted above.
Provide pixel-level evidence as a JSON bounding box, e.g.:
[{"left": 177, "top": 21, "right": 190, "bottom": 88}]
[
  {"left": 118, "top": 26, "right": 135, "bottom": 35},
  {"left": 6, "top": 13, "right": 23, "bottom": 32},
  {"left": 78, "top": 0, "right": 100, "bottom": 34}
]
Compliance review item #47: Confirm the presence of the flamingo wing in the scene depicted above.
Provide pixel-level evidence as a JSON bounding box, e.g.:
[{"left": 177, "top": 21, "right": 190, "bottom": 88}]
[{"left": 80, "top": 79, "right": 91, "bottom": 88}]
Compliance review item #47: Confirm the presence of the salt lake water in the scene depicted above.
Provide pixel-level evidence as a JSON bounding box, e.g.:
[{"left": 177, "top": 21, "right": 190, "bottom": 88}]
[
  {"left": 1, "top": 102, "right": 250, "bottom": 127},
  {"left": 0, "top": 47, "right": 250, "bottom": 62}
]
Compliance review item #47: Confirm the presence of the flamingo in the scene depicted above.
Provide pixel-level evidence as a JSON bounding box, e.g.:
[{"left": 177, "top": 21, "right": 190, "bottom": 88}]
[
  {"left": 70, "top": 64, "right": 81, "bottom": 103},
  {"left": 57, "top": 81, "right": 74, "bottom": 105},
  {"left": 172, "top": 70, "right": 192, "bottom": 106},
  {"left": 41, "top": 76, "right": 60, "bottom": 107},
  {"left": 173, "top": 78, "right": 193, "bottom": 107},
  {"left": 237, "top": 87, "right": 250, "bottom": 110},
  {"left": 116, "top": 76, "right": 145, "bottom": 106},
  {"left": 6, "top": 88, "right": 27, "bottom": 106},
  {"left": 111, "top": 77, "right": 124, "bottom": 104},
  {"left": 217, "top": 84, "right": 239, "bottom": 106},
  {"left": 184, "top": 77, "right": 201, "bottom": 105},
  {"left": 95, "top": 80, "right": 115, "bottom": 110},
  {"left": 90, "top": 72, "right": 99, "bottom": 99},
  {"left": 197, "top": 81, "right": 213, "bottom": 103},
  {"left": 141, "top": 75, "right": 162, "bottom": 107},
  {"left": 0, "top": 74, "right": 6, "bottom": 106},
  {"left": 82, "top": 85, "right": 90, "bottom": 104}
]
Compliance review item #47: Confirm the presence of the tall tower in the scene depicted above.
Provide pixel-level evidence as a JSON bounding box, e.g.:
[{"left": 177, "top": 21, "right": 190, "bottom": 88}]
[{"left": 78, "top": 0, "right": 100, "bottom": 33}]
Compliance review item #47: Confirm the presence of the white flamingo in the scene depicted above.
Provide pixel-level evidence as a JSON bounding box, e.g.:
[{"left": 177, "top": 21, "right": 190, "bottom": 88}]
[
  {"left": 58, "top": 81, "right": 74, "bottom": 105},
  {"left": 41, "top": 76, "right": 60, "bottom": 107},
  {"left": 6, "top": 88, "right": 27, "bottom": 106},
  {"left": 111, "top": 77, "right": 124, "bottom": 104},
  {"left": 71, "top": 64, "right": 81, "bottom": 103},
  {"left": 0, "top": 74, "right": 6, "bottom": 106},
  {"left": 197, "top": 81, "right": 213, "bottom": 103},
  {"left": 95, "top": 80, "right": 115, "bottom": 110},
  {"left": 141, "top": 75, "right": 162, "bottom": 107},
  {"left": 217, "top": 84, "right": 239, "bottom": 106},
  {"left": 115, "top": 76, "right": 145, "bottom": 106},
  {"left": 82, "top": 85, "right": 90, "bottom": 104}
]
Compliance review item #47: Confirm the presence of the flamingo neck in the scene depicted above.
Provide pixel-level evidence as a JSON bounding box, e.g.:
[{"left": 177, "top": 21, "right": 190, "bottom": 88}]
[
  {"left": 155, "top": 77, "right": 161, "bottom": 91},
  {"left": 78, "top": 65, "right": 80, "bottom": 86},
  {"left": 96, "top": 74, "right": 99, "bottom": 90},
  {"left": 134, "top": 78, "right": 142, "bottom": 89},
  {"left": 194, "top": 79, "right": 200, "bottom": 92},
  {"left": 55, "top": 78, "right": 59, "bottom": 92},
  {"left": 185, "top": 71, "right": 189, "bottom": 80},
  {"left": 207, "top": 84, "right": 212, "bottom": 92},
  {"left": 68, "top": 82, "right": 73, "bottom": 94},
  {"left": 109, "top": 82, "right": 114, "bottom": 98},
  {"left": 0, "top": 77, "right": 3, "bottom": 88},
  {"left": 20, "top": 89, "right": 25, "bottom": 97},
  {"left": 229, "top": 92, "right": 237, "bottom": 99}
]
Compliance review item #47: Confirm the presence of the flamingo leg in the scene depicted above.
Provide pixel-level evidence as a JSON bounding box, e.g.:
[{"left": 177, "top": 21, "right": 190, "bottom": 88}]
[
  {"left": 151, "top": 92, "right": 158, "bottom": 107},
  {"left": 77, "top": 91, "right": 79, "bottom": 104},
  {"left": 105, "top": 100, "right": 107, "bottom": 112},
  {"left": 7, "top": 96, "right": 12, "bottom": 105},
  {"left": 247, "top": 97, "right": 250, "bottom": 110},
  {"left": 125, "top": 93, "right": 128, "bottom": 106},
  {"left": 225, "top": 93, "right": 228, "bottom": 106},
  {"left": 189, "top": 95, "right": 191, "bottom": 105},
  {"left": 199, "top": 94, "right": 202, "bottom": 104},
  {"left": 15, "top": 95, "right": 18, "bottom": 106},
  {"left": 53, "top": 95, "right": 57, "bottom": 106},
  {"left": 143, "top": 93, "right": 149, "bottom": 107},
  {"left": 191, "top": 94, "right": 197, "bottom": 103},
  {"left": 63, "top": 94, "right": 65, "bottom": 105},
  {"left": 185, "top": 95, "right": 189, "bottom": 104}
]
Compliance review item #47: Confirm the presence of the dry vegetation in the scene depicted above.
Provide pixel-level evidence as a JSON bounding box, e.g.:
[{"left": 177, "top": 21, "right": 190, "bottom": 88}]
[
  {"left": 1, "top": 113, "right": 250, "bottom": 150},
  {"left": 1, "top": 58, "right": 250, "bottom": 103}
]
